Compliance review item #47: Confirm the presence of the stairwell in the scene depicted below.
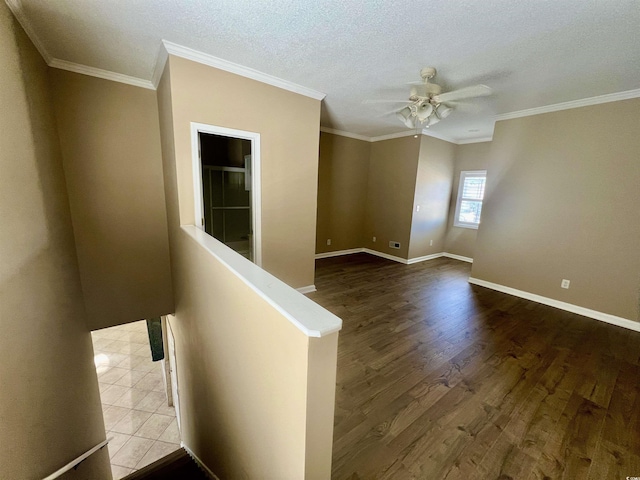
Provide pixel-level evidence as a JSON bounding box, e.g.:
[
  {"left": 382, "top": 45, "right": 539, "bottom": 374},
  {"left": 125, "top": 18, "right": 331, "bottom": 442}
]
[{"left": 122, "top": 448, "right": 210, "bottom": 479}]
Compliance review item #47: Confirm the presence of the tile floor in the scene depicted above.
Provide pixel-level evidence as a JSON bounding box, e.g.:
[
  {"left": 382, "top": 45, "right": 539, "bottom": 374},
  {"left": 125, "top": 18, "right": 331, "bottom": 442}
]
[{"left": 92, "top": 320, "right": 180, "bottom": 479}]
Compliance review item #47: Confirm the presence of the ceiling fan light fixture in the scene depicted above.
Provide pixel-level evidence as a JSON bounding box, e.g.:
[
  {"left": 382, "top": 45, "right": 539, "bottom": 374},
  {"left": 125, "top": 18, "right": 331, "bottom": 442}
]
[
  {"left": 416, "top": 102, "right": 433, "bottom": 122},
  {"left": 396, "top": 106, "right": 415, "bottom": 128},
  {"left": 436, "top": 105, "right": 453, "bottom": 119}
]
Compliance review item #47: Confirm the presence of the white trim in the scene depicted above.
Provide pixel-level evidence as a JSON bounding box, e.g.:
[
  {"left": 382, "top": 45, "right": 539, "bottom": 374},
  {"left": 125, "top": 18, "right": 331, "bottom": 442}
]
[
  {"left": 362, "top": 248, "right": 409, "bottom": 264},
  {"left": 190, "top": 122, "right": 262, "bottom": 267},
  {"left": 442, "top": 253, "right": 473, "bottom": 263},
  {"left": 181, "top": 226, "right": 342, "bottom": 337},
  {"left": 319, "top": 127, "right": 370, "bottom": 142},
  {"left": 42, "top": 439, "right": 109, "bottom": 480},
  {"left": 456, "top": 136, "right": 493, "bottom": 145},
  {"left": 369, "top": 130, "right": 422, "bottom": 143},
  {"left": 406, "top": 252, "right": 444, "bottom": 265},
  {"left": 151, "top": 42, "right": 170, "bottom": 88},
  {"left": 322, "top": 127, "right": 466, "bottom": 145},
  {"left": 163, "top": 40, "right": 325, "bottom": 101},
  {"left": 315, "top": 248, "right": 364, "bottom": 259},
  {"left": 48, "top": 58, "right": 155, "bottom": 90},
  {"left": 181, "top": 443, "right": 220, "bottom": 480},
  {"left": 296, "top": 285, "right": 317, "bottom": 294},
  {"left": 315, "top": 248, "right": 473, "bottom": 265},
  {"left": 5, "top": 0, "right": 51, "bottom": 63},
  {"left": 495, "top": 88, "right": 640, "bottom": 122},
  {"left": 468, "top": 277, "right": 640, "bottom": 333},
  {"left": 418, "top": 128, "right": 458, "bottom": 144}
]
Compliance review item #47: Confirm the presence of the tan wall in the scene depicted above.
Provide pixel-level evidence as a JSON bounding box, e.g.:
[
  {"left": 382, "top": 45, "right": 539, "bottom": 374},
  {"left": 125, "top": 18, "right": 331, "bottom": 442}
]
[
  {"left": 472, "top": 99, "right": 640, "bottom": 321},
  {"left": 168, "top": 56, "right": 321, "bottom": 288},
  {"left": 408, "top": 136, "right": 455, "bottom": 259},
  {"left": 316, "top": 132, "right": 370, "bottom": 254},
  {"left": 444, "top": 142, "right": 492, "bottom": 258},
  {"left": 50, "top": 70, "right": 173, "bottom": 330},
  {"left": 0, "top": 5, "right": 111, "bottom": 479},
  {"left": 364, "top": 136, "right": 421, "bottom": 258},
  {"left": 157, "top": 60, "right": 338, "bottom": 478}
]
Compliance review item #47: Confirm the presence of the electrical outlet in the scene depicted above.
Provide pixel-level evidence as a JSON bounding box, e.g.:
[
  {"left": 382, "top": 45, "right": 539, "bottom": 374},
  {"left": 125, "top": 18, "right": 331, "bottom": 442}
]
[
  {"left": 561, "top": 279, "right": 570, "bottom": 289},
  {"left": 326, "top": 239, "right": 331, "bottom": 246},
  {"left": 429, "top": 239, "right": 433, "bottom": 246},
  {"left": 389, "top": 241, "right": 400, "bottom": 249},
  {"left": 373, "top": 236, "right": 376, "bottom": 242}
]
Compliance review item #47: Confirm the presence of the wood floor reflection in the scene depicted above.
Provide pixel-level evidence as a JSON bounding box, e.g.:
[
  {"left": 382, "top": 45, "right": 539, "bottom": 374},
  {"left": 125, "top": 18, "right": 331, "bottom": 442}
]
[{"left": 307, "top": 254, "right": 640, "bottom": 480}]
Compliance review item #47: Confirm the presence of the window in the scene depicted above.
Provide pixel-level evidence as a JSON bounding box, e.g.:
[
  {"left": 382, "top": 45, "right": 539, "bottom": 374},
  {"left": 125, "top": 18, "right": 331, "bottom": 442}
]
[{"left": 454, "top": 170, "right": 487, "bottom": 229}]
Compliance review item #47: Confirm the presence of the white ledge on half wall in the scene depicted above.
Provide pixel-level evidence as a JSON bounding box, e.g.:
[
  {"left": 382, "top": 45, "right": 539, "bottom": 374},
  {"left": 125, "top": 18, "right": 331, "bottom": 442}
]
[
  {"left": 468, "top": 277, "right": 640, "bottom": 333},
  {"left": 182, "top": 226, "right": 341, "bottom": 337}
]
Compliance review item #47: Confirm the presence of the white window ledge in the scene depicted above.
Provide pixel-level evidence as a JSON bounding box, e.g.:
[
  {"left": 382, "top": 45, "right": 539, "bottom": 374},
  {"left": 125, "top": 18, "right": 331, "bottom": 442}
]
[{"left": 181, "top": 225, "right": 342, "bottom": 337}]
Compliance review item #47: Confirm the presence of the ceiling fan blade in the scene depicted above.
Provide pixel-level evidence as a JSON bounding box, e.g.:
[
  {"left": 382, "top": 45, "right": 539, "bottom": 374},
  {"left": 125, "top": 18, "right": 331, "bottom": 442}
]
[
  {"left": 433, "top": 85, "right": 492, "bottom": 103},
  {"left": 363, "top": 99, "right": 412, "bottom": 104}
]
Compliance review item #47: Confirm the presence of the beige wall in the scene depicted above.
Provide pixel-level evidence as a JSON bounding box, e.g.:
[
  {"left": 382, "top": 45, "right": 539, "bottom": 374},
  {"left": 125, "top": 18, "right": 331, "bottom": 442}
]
[
  {"left": 168, "top": 55, "right": 321, "bottom": 288},
  {"left": 157, "top": 59, "right": 338, "bottom": 478},
  {"left": 408, "top": 136, "right": 455, "bottom": 259},
  {"left": 364, "top": 136, "right": 421, "bottom": 258},
  {"left": 50, "top": 70, "right": 173, "bottom": 330},
  {"left": 316, "top": 132, "right": 370, "bottom": 253},
  {"left": 472, "top": 98, "right": 640, "bottom": 321},
  {"left": 0, "top": 5, "right": 111, "bottom": 479},
  {"left": 444, "top": 142, "right": 492, "bottom": 258}
]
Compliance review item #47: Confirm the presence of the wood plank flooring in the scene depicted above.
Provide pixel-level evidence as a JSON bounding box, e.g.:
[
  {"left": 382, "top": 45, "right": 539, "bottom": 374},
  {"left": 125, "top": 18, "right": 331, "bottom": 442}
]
[{"left": 307, "top": 254, "right": 640, "bottom": 480}]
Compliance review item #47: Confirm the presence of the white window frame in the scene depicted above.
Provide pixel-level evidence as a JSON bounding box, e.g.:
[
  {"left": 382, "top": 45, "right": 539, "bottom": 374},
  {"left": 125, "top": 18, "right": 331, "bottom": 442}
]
[
  {"left": 453, "top": 170, "right": 487, "bottom": 230},
  {"left": 190, "top": 122, "right": 262, "bottom": 266}
]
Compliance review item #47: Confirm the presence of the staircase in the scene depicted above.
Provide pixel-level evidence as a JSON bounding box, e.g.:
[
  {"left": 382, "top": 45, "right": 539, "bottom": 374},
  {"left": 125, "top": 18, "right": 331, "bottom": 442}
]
[{"left": 122, "top": 448, "right": 209, "bottom": 479}]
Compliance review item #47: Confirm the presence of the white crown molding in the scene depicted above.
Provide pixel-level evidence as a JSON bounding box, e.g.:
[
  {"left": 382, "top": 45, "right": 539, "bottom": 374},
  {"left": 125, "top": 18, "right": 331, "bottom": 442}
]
[
  {"left": 468, "top": 277, "right": 640, "bottom": 333},
  {"left": 319, "top": 128, "right": 370, "bottom": 142},
  {"left": 495, "top": 88, "right": 640, "bottom": 122},
  {"left": 322, "top": 126, "right": 466, "bottom": 145},
  {"left": 151, "top": 43, "right": 169, "bottom": 88},
  {"left": 369, "top": 130, "right": 420, "bottom": 143},
  {"left": 162, "top": 40, "right": 326, "bottom": 101},
  {"left": 5, "top": 0, "right": 51, "bottom": 63},
  {"left": 456, "top": 136, "right": 493, "bottom": 145},
  {"left": 48, "top": 58, "right": 155, "bottom": 90}
]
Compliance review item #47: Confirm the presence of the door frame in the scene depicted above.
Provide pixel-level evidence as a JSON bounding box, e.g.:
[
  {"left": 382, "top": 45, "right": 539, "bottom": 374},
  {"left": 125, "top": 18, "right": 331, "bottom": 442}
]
[{"left": 190, "top": 122, "right": 262, "bottom": 266}]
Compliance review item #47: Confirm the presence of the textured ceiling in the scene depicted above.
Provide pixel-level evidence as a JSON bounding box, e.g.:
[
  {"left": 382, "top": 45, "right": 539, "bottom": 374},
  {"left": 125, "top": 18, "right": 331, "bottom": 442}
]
[{"left": 10, "top": 0, "right": 640, "bottom": 142}]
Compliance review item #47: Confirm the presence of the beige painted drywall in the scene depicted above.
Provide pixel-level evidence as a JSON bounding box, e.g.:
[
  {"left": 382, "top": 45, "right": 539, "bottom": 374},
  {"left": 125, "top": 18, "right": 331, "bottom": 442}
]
[
  {"left": 408, "top": 135, "right": 455, "bottom": 259},
  {"left": 444, "top": 142, "right": 492, "bottom": 259},
  {"left": 157, "top": 59, "right": 338, "bottom": 478},
  {"left": 364, "top": 135, "right": 422, "bottom": 258},
  {"left": 167, "top": 55, "right": 321, "bottom": 288},
  {"left": 472, "top": 98, "right": 640, "bottom": 321},
  {"left": 316, "top": 132, "right": 370, "bottom": 254},
  {"left": 49, "top": 69, "right": 174, "bottom": 330},
  {"left": 0, "top": 5, "right": 111, "bottom": 479}
]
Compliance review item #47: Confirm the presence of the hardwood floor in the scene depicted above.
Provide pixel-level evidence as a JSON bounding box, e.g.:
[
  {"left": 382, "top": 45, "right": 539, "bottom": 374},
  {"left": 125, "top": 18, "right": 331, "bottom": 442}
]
[{"left": 307, "top": 254, "right": 640, "bottom": 480}]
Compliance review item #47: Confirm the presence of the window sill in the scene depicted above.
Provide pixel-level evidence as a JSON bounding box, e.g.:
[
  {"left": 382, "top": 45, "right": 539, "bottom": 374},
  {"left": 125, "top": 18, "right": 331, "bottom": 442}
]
[{"left": 453, "top": 223, "right": 479, "bottom": 230}]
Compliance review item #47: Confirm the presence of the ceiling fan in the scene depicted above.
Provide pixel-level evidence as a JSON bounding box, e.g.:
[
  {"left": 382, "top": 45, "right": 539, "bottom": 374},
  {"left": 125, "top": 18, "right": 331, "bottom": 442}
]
[{"left": 367, "top": 67, "right": 492, "bottom": 129}]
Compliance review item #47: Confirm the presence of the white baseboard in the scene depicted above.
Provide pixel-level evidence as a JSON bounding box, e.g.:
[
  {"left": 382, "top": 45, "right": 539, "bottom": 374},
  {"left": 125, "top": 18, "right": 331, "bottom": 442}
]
[
  {"left": 315, "top": 248, "right": 364, "bottom": 259},
  {"left": 296, "top": 285, "right": 317, "bottom": 294},
  {"left": 407, "top": 252, "right": 445, "bottom": 264},
  {"left": 314, "top": 248, "right": 473, "bottom": 265},
  {"left": 363, "top": 248, "right": 409, "bottom": 264},
  {"left": 442, "top": 253, "right": 473, "bottom": 263},
  {"left": 468, "top": 277, "right": 640, "bottom": 333},
  {"left": 181, "top": 442, "right": 221, "bottom": 480}
]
